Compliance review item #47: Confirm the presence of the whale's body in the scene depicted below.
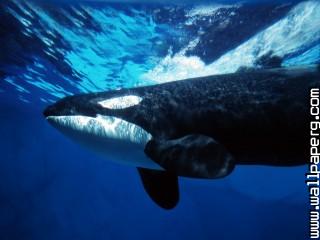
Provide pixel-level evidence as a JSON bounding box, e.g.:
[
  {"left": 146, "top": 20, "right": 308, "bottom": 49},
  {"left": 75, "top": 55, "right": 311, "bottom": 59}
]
[{"left": 44, "top": 65, "right": 319, "bottom": 209}]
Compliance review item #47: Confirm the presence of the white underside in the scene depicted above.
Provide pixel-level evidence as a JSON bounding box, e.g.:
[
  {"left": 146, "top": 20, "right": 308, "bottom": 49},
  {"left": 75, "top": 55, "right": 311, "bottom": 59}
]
[{"left": 47, "top": 115, "right": 163, "bottom": 170}]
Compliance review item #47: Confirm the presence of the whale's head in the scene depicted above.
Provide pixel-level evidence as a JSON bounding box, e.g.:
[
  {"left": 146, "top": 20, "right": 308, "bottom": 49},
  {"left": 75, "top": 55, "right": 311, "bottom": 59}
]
[{"left": 43, "top": 93, "right": 161, "bottom": 169}]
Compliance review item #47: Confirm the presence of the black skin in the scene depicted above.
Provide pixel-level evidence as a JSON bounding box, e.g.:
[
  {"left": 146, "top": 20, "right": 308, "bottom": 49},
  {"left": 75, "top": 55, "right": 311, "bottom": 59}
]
[
  {"left": 44, "top": 65, "right": 319, "bottom": 209},
  {"left": 44, "top": 65, "right": 320, "bottom": 168}
]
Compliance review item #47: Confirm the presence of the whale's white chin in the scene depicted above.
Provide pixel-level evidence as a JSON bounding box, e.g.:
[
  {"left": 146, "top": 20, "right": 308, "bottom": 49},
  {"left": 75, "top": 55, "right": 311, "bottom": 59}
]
[{"left": 46, "top": 115, "right": 162, "bottom": 170}]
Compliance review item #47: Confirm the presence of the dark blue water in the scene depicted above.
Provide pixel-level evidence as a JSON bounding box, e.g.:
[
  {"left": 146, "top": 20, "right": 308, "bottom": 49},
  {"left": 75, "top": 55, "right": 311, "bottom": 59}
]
[{"left": 0, "top": 0, "right": 319, "bottom": 239}]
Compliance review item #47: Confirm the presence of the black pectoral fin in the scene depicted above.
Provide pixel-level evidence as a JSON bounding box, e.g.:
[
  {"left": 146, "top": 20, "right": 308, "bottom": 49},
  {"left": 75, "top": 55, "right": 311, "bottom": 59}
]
[
  {"left": 137, "top": 168, "right": 179, "bottom": 210},
  {"left": 145, "top": 135, "right": 235, "bottom": 179}
]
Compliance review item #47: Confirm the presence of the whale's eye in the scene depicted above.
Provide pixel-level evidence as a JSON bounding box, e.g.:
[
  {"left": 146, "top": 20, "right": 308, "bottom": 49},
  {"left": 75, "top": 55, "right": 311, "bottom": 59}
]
[{"left": 98, "top": 95, "right": 143, "bottom": 109}]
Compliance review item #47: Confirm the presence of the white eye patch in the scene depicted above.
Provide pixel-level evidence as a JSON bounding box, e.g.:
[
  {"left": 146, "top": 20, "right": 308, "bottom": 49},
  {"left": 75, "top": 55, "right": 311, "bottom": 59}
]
[{"left": 98, "top": 95, "right": 143, "bottom": 109}]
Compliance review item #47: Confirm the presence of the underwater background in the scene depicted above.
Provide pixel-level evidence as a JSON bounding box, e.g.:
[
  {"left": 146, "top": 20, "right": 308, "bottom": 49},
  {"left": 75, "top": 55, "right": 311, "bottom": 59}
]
[{"left": 0, "top": 0, "right": 319, "bottom": 239}]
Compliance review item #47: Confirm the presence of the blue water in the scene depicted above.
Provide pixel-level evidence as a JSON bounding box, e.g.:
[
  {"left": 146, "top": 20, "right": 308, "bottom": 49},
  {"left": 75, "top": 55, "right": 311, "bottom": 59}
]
[{"left": 0, "top": 0, "right": 319, "bottom": 239}]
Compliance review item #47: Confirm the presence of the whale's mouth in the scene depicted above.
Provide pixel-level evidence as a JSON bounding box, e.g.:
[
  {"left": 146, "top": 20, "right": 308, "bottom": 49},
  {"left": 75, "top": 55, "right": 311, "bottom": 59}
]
[
  {"left": 46, "top": 114, "right": 162, "bottom": 169},
  {"left": 46, "top": 115, "right": 152, "bottom": 145}
]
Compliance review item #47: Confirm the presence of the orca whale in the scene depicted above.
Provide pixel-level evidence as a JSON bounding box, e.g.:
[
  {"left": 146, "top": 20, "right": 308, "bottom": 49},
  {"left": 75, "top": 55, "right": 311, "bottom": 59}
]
[{"left": 43, "top": 64, "right": 319, "bottom": 209}]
